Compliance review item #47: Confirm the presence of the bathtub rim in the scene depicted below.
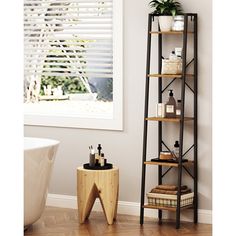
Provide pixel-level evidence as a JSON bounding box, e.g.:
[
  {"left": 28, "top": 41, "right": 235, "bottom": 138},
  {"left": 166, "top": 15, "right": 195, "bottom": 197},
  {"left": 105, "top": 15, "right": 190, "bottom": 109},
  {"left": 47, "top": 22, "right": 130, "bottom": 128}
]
[{"left": 24, "top": 137, "right": 60, "bottom": 151}]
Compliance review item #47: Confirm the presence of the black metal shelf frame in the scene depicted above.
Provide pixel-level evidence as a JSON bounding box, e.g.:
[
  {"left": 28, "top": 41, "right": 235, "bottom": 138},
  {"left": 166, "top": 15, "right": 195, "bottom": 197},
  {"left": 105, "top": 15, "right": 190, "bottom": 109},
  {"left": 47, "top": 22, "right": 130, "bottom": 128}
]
[{"left": 139, "top": 13, "right": 198, "bottom": 229}]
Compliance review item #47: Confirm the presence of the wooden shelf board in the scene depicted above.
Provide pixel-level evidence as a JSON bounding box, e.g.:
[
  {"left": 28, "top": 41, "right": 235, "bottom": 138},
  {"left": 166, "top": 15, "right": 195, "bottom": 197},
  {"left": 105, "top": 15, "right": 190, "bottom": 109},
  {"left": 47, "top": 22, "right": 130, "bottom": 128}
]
[
  {"left": 150, "top": 31, "right": 194, "bottom": 35},
  {"left": 143, "top": 204, "right": 193, "bottom": 211},
  {"left": 148, "top": 74, "right": 194, "bottom": 78},
  {"left": 145, "top": 117, "right": 194, "bottom": 122},
  {"left": 144, "top": 160, "right": 194, "bottom": 167}
]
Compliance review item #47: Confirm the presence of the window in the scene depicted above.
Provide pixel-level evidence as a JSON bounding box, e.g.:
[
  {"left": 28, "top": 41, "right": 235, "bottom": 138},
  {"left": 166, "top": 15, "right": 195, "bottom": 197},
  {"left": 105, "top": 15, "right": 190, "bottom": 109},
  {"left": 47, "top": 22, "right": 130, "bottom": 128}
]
[{"left": 24, "top": 0, "right": 123, "bottom": 130}]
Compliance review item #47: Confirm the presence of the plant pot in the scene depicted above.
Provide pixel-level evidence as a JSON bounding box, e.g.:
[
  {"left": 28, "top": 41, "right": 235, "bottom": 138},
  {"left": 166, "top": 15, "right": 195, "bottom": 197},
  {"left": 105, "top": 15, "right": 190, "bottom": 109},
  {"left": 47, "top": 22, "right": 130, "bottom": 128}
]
[{"left": 158, "top": 16, "right": 173, "bottom": 32}]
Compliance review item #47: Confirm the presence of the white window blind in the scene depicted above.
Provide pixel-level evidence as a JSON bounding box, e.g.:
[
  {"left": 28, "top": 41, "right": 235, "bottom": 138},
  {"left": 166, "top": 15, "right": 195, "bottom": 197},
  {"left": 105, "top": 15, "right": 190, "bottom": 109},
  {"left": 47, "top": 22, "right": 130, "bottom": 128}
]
[{"left": 24, "top": 0, "right": 113, "bottom": 93}]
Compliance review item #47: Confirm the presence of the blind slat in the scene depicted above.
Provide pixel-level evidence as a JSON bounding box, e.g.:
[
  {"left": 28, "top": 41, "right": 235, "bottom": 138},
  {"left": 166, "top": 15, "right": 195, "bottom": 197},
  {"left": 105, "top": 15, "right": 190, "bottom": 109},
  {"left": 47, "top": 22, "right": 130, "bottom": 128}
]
[
  {"left": 25, "top": 68, "right": 112, "bottom": 73},
  {"left": 24, "top": 41, "right": 112, "bottom": 46},
  {"left": 25, "top": 47, "right": 112, "bottom": 52},
  {"left": 24, "top": 25, "right": 112, "bottom": 30},
  {"left": 24, "top": 20, "right": 112, "bottom": 24},
  {"left": 24, "top": 5, "right": 112, "bottom": 10},
  {"left": 24, "top": 0, "right": 112, "bottom": 4},
  {"left": 24, "top": 11, "right": 112, "bottom": 15},
  {"left": 24, "top": 30, "right": 112, "bottom": 35},
  {"left": 25, "top": 72, "right": 113, "bottom": 78},
  {"left": 25, "top": 57, "right": 113, "bottom": 62},
  {"left": 25, "top": 51, "right": 112, "bottom": 56},
  {"left": 24, "top": 15, "right": 111, "bottom": 19},
  {"left": 25, "top": 62, "right": 113, "bottom": 67},
  {"left": 25, "top": 35, "right": 112, "bottom": 40}
]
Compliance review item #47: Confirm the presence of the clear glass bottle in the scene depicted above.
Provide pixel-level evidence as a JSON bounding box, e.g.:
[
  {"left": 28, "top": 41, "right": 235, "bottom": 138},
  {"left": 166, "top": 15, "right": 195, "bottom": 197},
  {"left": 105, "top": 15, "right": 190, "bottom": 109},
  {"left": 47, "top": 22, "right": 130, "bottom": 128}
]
[
  {"left": 172, "top": 15, "right": 184, "bottom": 31},
  {"left": 175, "top": 47, "right": 182, "bottom": 58},
  {"left": 89, "top": 149, "right": 95, "bottom": 167},
  {"left": 176, "top": 99, "right": 182, "bottom": 118},
  {"left": 156, "top": 103, "right": 165, "bottom": 117},
  {"left": 100, "top": 153, "right": 105, "bottom": 167},
  {"left": 173, "top": 141, "right": 180, "bottom": 160}
]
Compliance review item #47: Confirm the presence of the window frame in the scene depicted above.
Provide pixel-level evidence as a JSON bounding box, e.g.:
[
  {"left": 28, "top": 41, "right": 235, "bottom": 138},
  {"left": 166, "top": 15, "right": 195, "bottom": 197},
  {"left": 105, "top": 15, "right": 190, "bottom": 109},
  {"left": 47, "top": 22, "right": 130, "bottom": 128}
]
[{"left": 24, "top": 0, "right": 123, "bottom": 131}]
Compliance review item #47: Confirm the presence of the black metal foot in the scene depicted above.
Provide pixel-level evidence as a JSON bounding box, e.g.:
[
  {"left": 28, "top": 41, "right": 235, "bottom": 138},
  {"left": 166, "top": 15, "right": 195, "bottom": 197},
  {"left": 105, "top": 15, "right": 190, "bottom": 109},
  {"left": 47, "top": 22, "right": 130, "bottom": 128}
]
[
  {"left": 158, "top": 210, "right": 162, "bottom": 225},
  {"left": 176, "top": 221, "right": 180, "bottom": 229},
  {"left": 140, "top": 207, "right": 144, "bottom": 225}
]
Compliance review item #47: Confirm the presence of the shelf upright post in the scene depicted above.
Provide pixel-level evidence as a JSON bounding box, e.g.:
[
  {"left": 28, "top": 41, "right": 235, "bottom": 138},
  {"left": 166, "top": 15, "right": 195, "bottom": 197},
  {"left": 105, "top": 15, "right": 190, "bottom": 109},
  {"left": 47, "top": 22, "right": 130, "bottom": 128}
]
[
  {"left": 193, "top": 14, "right": 198, "bottom": 224},
  {"left": 176, "top": 14, "right": 188, "bottom": 229},
  {"left": 140, "top": 13, "right": 153, "bottom": 225},
  {"left": 157, "top": 17, "right": 163, "bottom": 225}
]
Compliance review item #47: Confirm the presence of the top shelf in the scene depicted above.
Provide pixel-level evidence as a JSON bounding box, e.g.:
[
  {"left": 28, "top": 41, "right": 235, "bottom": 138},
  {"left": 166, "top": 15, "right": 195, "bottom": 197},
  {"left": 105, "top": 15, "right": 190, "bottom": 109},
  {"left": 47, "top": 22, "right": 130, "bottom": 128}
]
[
  {"left": 149, "top": 13, "right": 197, "bottom": 17},
  {"left": 150, "top": 31, "right": 194, "bottom": 35}
]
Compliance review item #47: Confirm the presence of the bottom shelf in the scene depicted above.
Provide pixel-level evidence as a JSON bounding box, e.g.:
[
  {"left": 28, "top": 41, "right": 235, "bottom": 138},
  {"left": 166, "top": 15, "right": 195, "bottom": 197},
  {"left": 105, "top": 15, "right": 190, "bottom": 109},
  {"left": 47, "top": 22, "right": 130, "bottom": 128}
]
[{"left": 143, "top": 204, "right": 193, "bottom": 212}]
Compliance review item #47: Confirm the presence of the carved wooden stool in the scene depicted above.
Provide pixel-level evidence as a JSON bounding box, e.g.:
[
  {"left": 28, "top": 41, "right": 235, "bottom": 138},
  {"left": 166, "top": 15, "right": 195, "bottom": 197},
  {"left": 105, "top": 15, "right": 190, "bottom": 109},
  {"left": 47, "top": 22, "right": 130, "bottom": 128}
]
[{"left": 77, "top": 167, "right": 119, "bottom": 225}]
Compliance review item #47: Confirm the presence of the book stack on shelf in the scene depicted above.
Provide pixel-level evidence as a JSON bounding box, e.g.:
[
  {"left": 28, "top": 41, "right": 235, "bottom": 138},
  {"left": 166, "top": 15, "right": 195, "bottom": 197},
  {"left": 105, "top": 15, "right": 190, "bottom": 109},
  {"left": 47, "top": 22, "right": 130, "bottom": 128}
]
[{"left": 146, "top": 184, "right": 194, "bottom": 208}]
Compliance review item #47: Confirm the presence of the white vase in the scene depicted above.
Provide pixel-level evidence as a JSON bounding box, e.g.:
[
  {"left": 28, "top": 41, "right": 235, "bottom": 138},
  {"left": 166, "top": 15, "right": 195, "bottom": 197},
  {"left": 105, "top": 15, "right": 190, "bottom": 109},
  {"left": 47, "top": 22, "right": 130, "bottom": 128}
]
[{"left": 158, "top": 16, "right": 173, "bottom": 32}]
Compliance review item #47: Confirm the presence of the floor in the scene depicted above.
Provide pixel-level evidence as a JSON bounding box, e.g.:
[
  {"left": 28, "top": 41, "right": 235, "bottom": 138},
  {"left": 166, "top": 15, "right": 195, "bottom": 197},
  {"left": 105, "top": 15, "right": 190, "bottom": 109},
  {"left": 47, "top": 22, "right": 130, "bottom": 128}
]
[{"left": 24, "top": 207, "right": 212, "bottom": 236}]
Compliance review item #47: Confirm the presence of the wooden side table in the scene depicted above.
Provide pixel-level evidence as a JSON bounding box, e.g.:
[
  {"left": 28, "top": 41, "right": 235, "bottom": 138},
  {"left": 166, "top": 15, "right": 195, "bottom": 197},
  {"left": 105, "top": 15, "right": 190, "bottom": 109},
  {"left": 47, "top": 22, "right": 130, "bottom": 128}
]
[{"left": 77, "top": 167, "right": 119, "bottom": 225}]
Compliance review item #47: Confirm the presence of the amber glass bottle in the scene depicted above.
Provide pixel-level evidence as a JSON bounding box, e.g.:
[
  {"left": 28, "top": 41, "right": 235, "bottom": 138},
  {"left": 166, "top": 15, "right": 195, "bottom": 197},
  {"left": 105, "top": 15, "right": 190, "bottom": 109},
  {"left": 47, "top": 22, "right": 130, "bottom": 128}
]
[{"left": 165, "top": 90, "right": 176, "bottom": 118}]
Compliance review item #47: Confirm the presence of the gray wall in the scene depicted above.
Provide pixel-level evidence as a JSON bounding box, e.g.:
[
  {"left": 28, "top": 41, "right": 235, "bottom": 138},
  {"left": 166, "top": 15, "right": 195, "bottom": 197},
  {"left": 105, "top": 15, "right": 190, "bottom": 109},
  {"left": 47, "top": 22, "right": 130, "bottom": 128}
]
[{"left": 24, "top": 0, "right": 212, "bottom": 210}]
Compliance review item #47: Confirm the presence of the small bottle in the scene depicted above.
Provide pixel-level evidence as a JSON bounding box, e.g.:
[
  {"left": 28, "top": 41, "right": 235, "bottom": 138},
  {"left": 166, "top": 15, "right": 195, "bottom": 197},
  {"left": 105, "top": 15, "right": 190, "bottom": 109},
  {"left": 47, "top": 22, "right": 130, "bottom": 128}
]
[
  {"left": 95, "top": 153, "right": 99, "bottom": 161},
  {"left": 173, "top": 141, "right": 180, "bottom": 160},
  {"left": 172, "top": 15, "right": 184, "bottom": 31},
  {"left": 97, "top": 144, "right": 102, "bottom": 156},
  {"left": 88, "top": 146, "right": 95, "bottom": 167},
  {"left": 175, "top": 47, "right": 182, "bottom": 58},
  {"left": 89, "top": 148, "right": 95, "bottom": 167},
  {"left": 165, "top": 90, "right": 176, "bottom": 118},
  {"left": 100, "top": 153, "right": 105, "bottom": 167},
  {"left": 156, "top": 103, "right": 165, "bottom": 117},
  {"left": 169, "top": 50, "right": 177, "bottom": 60},
  {"left": 176, "top": 100, "right": 182, "bottom": 118}
]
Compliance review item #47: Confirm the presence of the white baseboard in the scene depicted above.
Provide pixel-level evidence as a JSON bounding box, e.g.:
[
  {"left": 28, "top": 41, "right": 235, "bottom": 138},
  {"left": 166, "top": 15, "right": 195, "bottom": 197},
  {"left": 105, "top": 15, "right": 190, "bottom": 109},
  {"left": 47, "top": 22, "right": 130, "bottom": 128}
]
[{"left": 46, "top": 194, "right": 212, "bottom": 224}]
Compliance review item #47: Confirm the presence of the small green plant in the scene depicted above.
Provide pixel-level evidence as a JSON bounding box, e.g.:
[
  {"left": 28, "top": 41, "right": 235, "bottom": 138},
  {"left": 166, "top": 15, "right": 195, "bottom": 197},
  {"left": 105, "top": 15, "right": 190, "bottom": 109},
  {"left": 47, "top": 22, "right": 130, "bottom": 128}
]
[{"left": 149, "top": 0, "right": 183, "bottom": 16}]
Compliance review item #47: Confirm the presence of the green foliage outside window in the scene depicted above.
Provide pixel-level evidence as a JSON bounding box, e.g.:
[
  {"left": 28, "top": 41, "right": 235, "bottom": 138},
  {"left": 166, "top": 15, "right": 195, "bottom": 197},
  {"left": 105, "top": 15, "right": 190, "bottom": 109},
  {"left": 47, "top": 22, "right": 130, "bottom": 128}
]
[{"left": 40, "top": 76, "right": 88, "bottom": 95}]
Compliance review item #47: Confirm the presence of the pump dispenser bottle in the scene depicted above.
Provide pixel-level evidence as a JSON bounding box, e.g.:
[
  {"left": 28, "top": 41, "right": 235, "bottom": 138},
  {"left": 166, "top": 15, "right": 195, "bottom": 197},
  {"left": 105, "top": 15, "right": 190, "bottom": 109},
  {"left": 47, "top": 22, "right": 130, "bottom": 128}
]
[
  {"left": 169, "top": 50, "right": 176, "bottom": 60},
  {"left": 165, "top": 89, "right": 176, "bottom": 118},
  {"left": 173, "top": 141, "right": 180, "bottom": 160}
]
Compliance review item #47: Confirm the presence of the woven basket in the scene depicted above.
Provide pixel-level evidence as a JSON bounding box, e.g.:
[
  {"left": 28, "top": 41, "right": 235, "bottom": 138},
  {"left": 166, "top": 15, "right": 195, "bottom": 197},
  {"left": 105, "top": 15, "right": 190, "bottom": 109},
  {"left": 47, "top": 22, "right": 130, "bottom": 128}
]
[
  {"left": 161, "top": 59, "right": 182, "bottom": 75},
  {"left": 146, "top": 192, "right": 194, "bottom": 208}
]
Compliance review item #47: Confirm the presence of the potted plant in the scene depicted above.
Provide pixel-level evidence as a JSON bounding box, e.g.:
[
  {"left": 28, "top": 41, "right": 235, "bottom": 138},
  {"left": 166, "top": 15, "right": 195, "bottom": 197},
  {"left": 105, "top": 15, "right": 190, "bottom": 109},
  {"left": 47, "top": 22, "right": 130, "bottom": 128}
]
[{"left": 149, "top": 0, "right": 183, "bottom": 32}]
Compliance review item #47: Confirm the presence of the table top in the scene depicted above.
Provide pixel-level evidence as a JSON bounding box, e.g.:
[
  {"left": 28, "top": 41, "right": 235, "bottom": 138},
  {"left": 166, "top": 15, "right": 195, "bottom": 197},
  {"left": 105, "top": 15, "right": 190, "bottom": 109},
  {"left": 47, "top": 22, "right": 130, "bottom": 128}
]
[{"left": 77, "top": 166, "right": 118, "bottom": 172}]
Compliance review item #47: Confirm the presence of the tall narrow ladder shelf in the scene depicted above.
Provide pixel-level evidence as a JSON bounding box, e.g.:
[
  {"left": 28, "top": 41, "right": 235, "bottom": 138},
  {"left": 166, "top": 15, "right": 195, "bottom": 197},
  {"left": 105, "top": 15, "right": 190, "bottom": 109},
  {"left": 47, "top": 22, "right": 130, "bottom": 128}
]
[{"left": 139, "top": 13, "right": 198, "bottom": 229}]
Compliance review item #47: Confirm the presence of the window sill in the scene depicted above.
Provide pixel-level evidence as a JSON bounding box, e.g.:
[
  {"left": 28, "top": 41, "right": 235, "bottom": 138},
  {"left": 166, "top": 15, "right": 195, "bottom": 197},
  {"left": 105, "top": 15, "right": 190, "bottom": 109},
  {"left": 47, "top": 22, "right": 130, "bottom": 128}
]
[{"left": 24, "top": 100, "right": 123, "bottom": 131}]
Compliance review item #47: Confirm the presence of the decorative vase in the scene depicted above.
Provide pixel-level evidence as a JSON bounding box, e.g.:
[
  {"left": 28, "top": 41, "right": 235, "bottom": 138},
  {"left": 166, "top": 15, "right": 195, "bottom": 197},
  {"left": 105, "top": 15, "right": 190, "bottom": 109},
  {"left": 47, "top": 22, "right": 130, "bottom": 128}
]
[{"left": 158, "top": 16, "right": 173, "bottom": 32}]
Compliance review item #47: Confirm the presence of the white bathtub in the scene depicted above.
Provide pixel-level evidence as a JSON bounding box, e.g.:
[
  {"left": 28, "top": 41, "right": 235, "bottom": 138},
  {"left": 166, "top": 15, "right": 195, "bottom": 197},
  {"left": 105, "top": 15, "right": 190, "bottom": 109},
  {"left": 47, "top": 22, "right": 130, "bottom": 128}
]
[{"left": 24, "top": 137, "right": 59, "bottom": 227}]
